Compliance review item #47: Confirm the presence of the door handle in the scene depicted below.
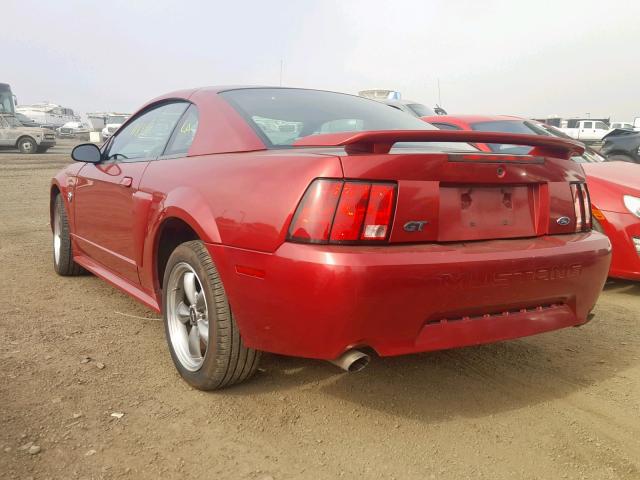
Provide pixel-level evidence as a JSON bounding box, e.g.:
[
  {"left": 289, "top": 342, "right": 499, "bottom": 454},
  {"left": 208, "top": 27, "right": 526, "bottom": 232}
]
[{"left": 120, "top": 176, "right": 133, "bottom": 187}]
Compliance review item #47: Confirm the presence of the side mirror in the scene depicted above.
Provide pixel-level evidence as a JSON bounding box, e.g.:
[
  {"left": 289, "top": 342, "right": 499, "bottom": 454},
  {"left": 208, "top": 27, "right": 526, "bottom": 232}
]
[{"left": 71, "top": 143, "right": 101, "bottom": 163}]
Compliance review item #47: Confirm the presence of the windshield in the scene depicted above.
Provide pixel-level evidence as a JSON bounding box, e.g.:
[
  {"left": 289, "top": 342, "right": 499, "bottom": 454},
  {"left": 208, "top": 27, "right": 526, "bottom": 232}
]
[
  {"left": 107, "top": 116, "right": 127, "bottom": 124},
  {"left": 0, "top": 91, "right": 14, "bottom": 114},
  {"left": 15, "top": 113, "right": 30, "bottom": 124},
  {"left": 220, "top": 88, "right": 474, "bottom": 151},
  {"left": 407, "top": 103, "right": 435, "bottom": 117},
  {"left": 471, "top": 120, "right": 541, "bottom": 154}
]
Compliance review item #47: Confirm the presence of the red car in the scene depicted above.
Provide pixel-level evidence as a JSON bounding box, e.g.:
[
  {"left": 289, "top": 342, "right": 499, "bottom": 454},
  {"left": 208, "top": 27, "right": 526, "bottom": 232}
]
[
  {"left": 51, "top": 88, "right": 611, "bottom": 390},
  {"left": 425, "top": 115, "right": 640, "bottom": 280}
]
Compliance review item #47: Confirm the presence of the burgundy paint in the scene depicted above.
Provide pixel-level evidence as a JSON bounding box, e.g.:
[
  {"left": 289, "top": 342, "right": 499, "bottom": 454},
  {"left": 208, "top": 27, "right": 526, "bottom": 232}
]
[
  {"left": 425, "top": 115, "right": 640, "bottom": 281},
  {"left": 50, "top": 88, "right": 613, "bottom": 360}
]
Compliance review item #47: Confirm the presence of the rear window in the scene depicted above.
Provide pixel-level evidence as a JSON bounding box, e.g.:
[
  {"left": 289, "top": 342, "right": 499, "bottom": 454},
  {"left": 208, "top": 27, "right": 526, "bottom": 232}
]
[
  {"left": 471, "top": 120, "right": 539, "bottom": 155},
  {"left": 406, "top": 103, "right": 435, "bottom": 117},
  {"left": 220, "top": 88, "right": 474, "bottom": 151}
]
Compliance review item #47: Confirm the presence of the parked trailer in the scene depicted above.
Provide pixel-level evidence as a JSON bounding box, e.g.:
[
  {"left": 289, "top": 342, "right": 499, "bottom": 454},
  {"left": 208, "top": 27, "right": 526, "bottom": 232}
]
[{"left": 16, "top": 103, "right": 79, "bottom": 130}]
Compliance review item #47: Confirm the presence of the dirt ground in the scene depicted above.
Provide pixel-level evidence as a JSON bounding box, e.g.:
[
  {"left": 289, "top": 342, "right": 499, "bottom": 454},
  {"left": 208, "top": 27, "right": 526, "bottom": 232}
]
[{"left": 1, "top": 140, "right": 639, "bottom": 480}]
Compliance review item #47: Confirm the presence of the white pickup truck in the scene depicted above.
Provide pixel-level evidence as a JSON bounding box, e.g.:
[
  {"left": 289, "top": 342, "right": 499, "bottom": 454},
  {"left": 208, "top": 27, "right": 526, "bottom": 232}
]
[{"left": 559, "top": 120, "right": 610, "bottom": 143}]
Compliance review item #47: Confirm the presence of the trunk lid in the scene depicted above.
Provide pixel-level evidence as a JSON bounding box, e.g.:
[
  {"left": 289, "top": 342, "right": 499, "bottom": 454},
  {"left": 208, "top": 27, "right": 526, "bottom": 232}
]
[{"left": 294, "top": 130, "right": 587, "bottom": 243}]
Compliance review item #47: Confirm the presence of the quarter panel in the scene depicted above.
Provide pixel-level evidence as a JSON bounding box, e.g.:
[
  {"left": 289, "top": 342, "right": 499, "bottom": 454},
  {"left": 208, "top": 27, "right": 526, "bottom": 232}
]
[{"left": 139, "top": 151, "right": 343, "bottom": 252}]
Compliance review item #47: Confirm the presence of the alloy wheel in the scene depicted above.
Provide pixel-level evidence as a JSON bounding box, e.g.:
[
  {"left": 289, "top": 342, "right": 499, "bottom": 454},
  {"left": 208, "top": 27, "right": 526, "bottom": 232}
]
[
  {"left": 166, "top": 262, "right": 210, "bottom": 371},
  {"left": 53, "top": 204, "right": 61, "bottom": 265}
]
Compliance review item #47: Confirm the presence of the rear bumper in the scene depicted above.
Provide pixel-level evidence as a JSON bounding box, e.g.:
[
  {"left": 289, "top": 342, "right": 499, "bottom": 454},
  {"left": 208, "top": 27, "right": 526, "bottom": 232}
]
[
  {"left": 599, "top": 210, "right": 640, "bottom": 280},
  {"left": 207, "top": 232, "right": 611, "bottom": 359}
]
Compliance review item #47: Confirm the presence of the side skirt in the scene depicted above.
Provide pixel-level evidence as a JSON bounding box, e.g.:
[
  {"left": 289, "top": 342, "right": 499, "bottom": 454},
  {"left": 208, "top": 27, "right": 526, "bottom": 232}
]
[{"left": 74, "top": 254, "right": 161, "bottom": 313}]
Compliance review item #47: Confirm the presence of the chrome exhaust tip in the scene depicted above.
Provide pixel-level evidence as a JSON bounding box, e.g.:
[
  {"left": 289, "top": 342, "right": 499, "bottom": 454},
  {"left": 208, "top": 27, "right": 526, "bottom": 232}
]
[{"left": 329, "top": 349, "right": 370, "bottom": 373}]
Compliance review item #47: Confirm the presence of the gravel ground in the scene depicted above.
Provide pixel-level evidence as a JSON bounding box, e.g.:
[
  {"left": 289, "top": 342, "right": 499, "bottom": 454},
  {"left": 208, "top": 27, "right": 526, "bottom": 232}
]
[{"left": 1, "top": 140, "right": 639, "bottom": 480}]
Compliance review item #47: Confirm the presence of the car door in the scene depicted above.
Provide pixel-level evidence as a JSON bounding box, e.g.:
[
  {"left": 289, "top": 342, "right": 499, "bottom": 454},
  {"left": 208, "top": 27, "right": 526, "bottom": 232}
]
[
  {"left": 594, "top": 121, "right": 608, "bottom": 139},
  {"left": 0, "top": 117, "right": 9, "bottom": 145},
  {"left": 73, "top": 101, "right": 189, "bottom": 284},
  {"left": 579, "top": 121, "right": 592, "bottom": 140}
]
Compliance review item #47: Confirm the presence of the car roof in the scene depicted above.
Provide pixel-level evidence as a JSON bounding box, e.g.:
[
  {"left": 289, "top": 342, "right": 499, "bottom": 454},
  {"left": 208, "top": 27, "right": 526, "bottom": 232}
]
[
  {"left": 139, "top": 86, "right": 419, "bottom": 156},
  {"left": 147, "top": 85, "right": 359, "bottom": 103},
  {"left": 380, "top": 98, "right": 423, "bottom": 106},
  {"left": 424, "top": 114, "right": 523, "bottom": 124}
]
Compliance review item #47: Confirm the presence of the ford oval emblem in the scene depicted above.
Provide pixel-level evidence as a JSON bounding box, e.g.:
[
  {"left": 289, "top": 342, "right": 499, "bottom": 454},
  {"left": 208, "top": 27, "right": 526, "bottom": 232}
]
[{"left": 556, "top": 216, "right": 571, "bottom": 226}]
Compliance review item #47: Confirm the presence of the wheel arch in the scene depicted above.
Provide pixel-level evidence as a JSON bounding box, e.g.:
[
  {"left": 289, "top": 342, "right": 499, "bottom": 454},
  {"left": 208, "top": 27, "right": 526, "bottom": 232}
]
[
  {"left": 16, "top": 135, "right": 37, "bottom": 148},
  {"left": 134, "top": 184, "right": 224, "bottom": 305},
  {"left": 153, "top": 215, "right": 202, "bottom": 296}
]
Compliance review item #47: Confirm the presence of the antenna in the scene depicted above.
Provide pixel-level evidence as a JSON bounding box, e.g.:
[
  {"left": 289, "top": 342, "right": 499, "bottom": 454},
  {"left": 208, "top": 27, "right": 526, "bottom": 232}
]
[{"left": 279, "top": 59, "right": 284, "bottom": 87}]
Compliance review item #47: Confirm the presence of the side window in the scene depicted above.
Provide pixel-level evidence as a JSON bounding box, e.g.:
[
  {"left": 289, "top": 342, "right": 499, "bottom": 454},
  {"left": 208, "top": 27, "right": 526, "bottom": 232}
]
[
  {"left": 163, "top": 105, "right": 199, "bottom": 156},
  {"left": 595, "top": 121, "right": 608, "bottom": 130},
  {"left": 0, "top": 117, "right": 7, "bottom": 128},
  {"left": 582, "top": 121, "right": 593, "bottom": 129},
  {"left": 106, "top": 102, "right": 188, "bottom": 162}
]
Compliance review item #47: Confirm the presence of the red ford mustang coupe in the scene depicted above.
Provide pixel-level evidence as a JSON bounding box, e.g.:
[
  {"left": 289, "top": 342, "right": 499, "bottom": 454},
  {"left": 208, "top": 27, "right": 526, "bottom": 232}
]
[
  {"left": 51, "top": 88, "right": 611, "bottom": 389},
  {"left": 424, "top": 115, "right": 640, "bottom": 280}
]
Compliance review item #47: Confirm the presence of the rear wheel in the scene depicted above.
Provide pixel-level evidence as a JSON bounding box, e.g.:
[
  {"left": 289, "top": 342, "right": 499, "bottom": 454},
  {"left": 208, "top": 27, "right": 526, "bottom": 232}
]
[
  {"left": 53, "top": 195, "right": 83, "bottom": 276},
  {"left": 18, "top": 137, "right": 37, "bottom": 154},
  {"left": 163, "top": 240, "right": 261, "bottom": 390}
]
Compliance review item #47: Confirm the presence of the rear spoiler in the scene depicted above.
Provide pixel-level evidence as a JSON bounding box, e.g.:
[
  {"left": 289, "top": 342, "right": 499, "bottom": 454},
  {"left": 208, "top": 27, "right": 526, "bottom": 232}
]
[{"left": 293, "top": 130, "right": 585, "bottom": 159}]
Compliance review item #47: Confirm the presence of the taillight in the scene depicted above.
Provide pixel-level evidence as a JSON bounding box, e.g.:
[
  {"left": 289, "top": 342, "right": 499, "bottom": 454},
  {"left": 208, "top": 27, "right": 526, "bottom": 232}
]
[
  {"left": 288, "top": 179, "right": 342, "bottom": 243},
  {"left": 330, "top": 182, "right": 371, "bottom": 242},
  {"left": 361, "top": 184, "right": 395, "bottom": 240},
  {"left": 288, "top": 179, "right": 397, "bottom": 244},
  {"left": 571, "top": 183, "right": 592, "bottom": 232}
]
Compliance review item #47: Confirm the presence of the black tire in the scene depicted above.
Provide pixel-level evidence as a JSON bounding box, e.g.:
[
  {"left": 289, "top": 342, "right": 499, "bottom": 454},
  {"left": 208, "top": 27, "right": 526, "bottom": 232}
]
[
  {"left": 17, "top": 136, "right": 37, "bottom": 154},
  {"left": 606, "top": 153, "right": 635, "bottom": 163},
  {"left": 162, "top": 240, "right": 261, "bottom": 390},
  {"left": 53, "top": 195, "right": 84, "bottom": 276}
]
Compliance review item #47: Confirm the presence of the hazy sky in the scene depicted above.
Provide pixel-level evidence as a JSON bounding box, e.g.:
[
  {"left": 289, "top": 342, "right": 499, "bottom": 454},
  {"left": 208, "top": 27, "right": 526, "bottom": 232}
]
[{"left": 3, "top": 0, "right": 639, "bottom": 120}]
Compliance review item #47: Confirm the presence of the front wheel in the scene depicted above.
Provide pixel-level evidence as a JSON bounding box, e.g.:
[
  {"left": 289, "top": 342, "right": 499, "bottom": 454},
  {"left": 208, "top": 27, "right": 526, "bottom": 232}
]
[
  {"left": 162, "top": 241, "right": 261, "bottom": 390},
  {"left": 18, "top": 137, "right": 37, "bottom": 154}
]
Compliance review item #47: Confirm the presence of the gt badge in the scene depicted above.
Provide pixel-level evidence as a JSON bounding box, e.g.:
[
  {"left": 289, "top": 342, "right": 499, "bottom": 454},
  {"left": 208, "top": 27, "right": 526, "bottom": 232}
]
[{"left": 404, "top": 220, "right": 428, "bottom": 232}]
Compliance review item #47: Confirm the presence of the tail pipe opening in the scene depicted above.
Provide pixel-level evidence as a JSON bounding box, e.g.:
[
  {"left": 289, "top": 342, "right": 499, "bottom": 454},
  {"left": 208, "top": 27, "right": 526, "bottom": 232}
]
[{"left": 329, "top": 349, "right": 370, "bottom": 373}]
